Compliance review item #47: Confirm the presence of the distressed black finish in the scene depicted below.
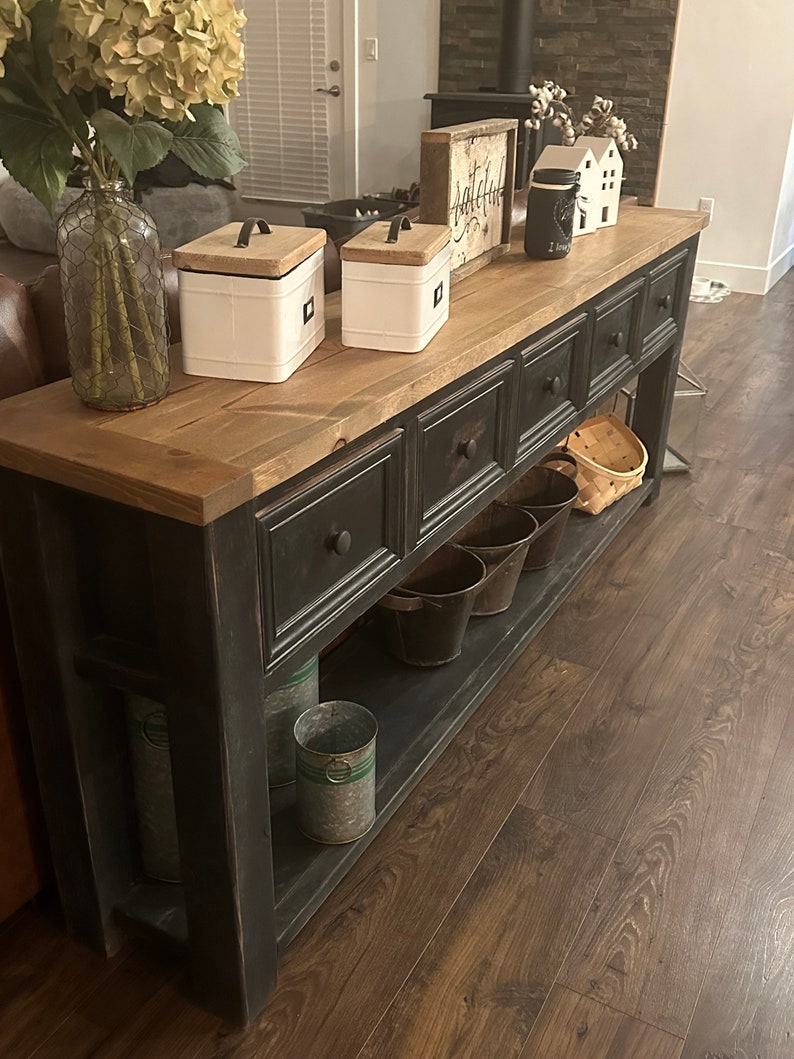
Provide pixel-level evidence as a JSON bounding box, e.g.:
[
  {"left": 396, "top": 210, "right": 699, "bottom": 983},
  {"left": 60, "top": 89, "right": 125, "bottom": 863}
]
[
  {"left": 0, "top": 471, "right": 136, "bottom": 955},
  {"left": 146, "top": 504, "right": 277, "bottom": 1023},
  {"left": 0, "top": 233, "right": 699, "bottom": 1024},
  {"left": 589, "top": 278, "right": 644, "bottom": 399},
  {"left": 518, "top": 312, "right": 589, "bottom": 455},
  {"left": 256, "top": 430, "right": 405, "bottom": 665}
]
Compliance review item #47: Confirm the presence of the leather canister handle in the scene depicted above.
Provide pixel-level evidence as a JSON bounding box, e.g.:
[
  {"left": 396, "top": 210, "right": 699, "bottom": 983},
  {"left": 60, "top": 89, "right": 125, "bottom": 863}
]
[
  {"left": 235, "top": 217, "right": 272, "bottom": 248},
  {"left": 387, "top": 216, "right": 412, "bottom": 243}
]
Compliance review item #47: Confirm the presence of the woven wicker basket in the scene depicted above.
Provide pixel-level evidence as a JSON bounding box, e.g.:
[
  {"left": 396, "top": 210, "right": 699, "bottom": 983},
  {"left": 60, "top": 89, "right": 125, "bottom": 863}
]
[{"left": 559, "top": 414, "right": 648, "bottom": 516}]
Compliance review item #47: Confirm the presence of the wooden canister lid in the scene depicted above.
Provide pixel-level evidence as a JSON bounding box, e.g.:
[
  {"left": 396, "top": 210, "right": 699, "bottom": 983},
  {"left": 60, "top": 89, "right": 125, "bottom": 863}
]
[
  {"left": 341, "top": 217, "right": 451, "bottom": 266},
  {"left": 173, "top": 218, "right": 326, "bottom": 278}
]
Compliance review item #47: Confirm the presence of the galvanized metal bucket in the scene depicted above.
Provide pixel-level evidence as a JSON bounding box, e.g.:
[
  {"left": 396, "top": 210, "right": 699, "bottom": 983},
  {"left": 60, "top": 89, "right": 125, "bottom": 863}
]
[
  {"left": 264, "top": 656, "right": 319, "bottom": 787},
  {"left": 377, "top": 543, "right": 487, "bottom": 666},
  {"left": 502, "top": 452, "right": 579, "bottom": 570},
  {"left": 125, "top": 695, "right": 181, "bottom": 883},
  {"left": 294, "top": 700, "right": 377, "bottom": 845},
  {"left": 452, "top": 502, "right": 539, "bottom": 615}
]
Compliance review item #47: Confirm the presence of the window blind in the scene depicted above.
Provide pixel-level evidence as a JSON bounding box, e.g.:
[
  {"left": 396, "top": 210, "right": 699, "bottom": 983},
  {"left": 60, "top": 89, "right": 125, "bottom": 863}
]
[{"left": 232, "top": 0, "right": 331, "bottom": 203}]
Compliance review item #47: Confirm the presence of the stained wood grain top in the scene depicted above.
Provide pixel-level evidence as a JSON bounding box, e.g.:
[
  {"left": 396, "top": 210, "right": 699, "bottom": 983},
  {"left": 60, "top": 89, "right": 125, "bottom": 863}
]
[
  {"left": 340, "top": 219, "right": 450, "bottom": 266},
  {"left": 0, "top": 207, "right": 706, "bottom": 524},
  {"left": 172, "top": 221, "right": 325, "bottom": 278}
]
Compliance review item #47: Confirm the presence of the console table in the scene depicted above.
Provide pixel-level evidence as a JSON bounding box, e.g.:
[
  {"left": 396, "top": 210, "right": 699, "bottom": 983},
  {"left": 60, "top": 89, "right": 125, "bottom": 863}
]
[{"left": 0, "top": 207, "right": 705, "bottom": 1023}]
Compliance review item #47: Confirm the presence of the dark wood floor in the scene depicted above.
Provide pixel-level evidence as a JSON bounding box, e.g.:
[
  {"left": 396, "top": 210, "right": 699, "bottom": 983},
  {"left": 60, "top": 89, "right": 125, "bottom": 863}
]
[{"left": 2, "top": 271, "right": 792, "bottom": 1058}]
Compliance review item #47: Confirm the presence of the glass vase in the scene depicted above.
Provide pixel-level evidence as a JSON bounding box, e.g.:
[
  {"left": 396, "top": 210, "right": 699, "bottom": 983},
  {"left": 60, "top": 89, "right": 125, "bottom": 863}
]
[{"left": 56, "top": 181, "right": 170, "bottom": 411}]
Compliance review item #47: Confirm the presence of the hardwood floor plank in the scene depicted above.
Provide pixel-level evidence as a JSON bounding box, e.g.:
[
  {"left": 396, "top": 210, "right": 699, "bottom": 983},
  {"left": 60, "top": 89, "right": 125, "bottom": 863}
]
[
  {"left": 681, "top": 707, "right": 794, "bottom": 1059},
  {"left": 522, "top": 516, "right": 757, "bottom": 840},
  {"left": 99, "top": 651, "right": 595, "bottom": 1059},
  {"left": 749, "top": 499, "right": 794, "bottom": 592},
  {"left": 688, "top": 457, "right": 794, "bottom": 533},
  {"left": 519, "top": 985, "right": 683, "bottom": 1058},
  {"left": 0, "top": 910, "right": 129, "bottom": 1058},
  {"left": 90, "top": 980, "right": 220, "bottom": 1059},
  {"left": 29, "top": 948, "right": 179, "bottom": 1059},
  {"left": 533, "top": 480, "right": 695, "bottom": 670},
  {"left": 559, "top": 580, "right": 794, "bottom": 1036},
  {"left": 355, "top": 809, "right": 613, "bottom": 1059}
]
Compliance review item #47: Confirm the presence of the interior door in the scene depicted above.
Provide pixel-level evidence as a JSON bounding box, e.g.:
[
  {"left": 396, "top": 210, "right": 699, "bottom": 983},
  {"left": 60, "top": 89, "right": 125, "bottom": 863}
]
[{"left": 230, "top": 0, "right": 350, "bottom": 204}]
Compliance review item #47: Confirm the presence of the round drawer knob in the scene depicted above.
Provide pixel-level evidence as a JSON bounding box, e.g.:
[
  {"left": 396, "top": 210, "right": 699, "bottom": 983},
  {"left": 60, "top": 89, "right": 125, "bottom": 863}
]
[
  {"left": 609, "top": 331, "right": 624, "bottom": 348},
  {"left": 458, "top": 439, "right": 478, "bottom": 460},
  {"left": 659, "top": 293, "right": 672, "bottom": 310},
  {"left": 328, "top": 530, "right": 352, "bottom": 556},
  {"left": 544, "top": 375, "right": 563, "bottom": 396}
]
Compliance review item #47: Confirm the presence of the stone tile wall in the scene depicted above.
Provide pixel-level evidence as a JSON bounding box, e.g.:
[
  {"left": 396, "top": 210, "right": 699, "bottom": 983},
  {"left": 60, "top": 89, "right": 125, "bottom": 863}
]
[{"left": 438, "top": 0, "right": 679, "bottom": 203}]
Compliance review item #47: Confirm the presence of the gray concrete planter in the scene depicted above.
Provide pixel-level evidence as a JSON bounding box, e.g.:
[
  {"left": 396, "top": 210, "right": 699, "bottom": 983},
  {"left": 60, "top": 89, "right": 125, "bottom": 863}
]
[{"left": 0, "top": 179, "right": 236, "bottom": 253}]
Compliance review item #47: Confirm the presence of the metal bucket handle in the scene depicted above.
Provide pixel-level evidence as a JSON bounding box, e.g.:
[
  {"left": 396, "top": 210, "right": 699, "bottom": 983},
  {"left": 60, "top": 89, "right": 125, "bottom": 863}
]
[
  {"left": 455, "top": 537, "right": 528, "bottom": 587},
  {"left": 377, "top": 592, "right": 426, "bottom": 612},
  {"left": 325, "top": 758, "right": 353, "bottom": 784},
  {"left": 496, "top": 498, "right": 556, "bottom": 543},
  {"left": 538, "top": 450, "right": 578, "bottom": 478},
  {"left": 378, "top": 542, "right": 486, "bottom": 610}
]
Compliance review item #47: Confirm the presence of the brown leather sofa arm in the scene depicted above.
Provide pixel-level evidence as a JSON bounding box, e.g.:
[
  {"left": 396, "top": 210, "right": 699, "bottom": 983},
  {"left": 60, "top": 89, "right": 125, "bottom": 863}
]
[
  {"left": 25, "top": 251, "right": 184, "bottom": 386},
  {"left": 0, "top": 275, "right": 47, "bottom": 400}
]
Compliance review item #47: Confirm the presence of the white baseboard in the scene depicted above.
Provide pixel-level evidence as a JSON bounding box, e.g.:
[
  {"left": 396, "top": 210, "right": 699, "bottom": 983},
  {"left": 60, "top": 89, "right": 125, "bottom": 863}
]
[{"left": 697, "top": 241, "right": 794, "bottom": 295}]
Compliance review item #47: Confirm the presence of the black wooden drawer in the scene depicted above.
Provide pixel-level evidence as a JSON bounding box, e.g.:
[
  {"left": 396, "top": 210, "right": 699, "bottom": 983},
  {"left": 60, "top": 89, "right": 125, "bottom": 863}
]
[
  {"left": 518, "top": 313, "right": 587, "bottom": 456},
  {"left": 417, "top": 361, "right": 513, "bottom": 538},
  {"left": 257, "top": 431, "right": 405, "bottom": 661},
  {"left": 589, "top": 279, "right": 643, "bottom": 397},
  {"left": 642, "top": 251, "right": 687, "bottom": 348}
]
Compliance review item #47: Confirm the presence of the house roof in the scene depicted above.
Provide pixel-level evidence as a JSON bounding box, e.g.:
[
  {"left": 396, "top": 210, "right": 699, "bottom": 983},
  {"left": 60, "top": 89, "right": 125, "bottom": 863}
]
[
  {"left": 534, "top": 144, "right": 598, "bottom": 170},
  {"left": 576, "top": 136, "right": 622, "bottom": 164}
]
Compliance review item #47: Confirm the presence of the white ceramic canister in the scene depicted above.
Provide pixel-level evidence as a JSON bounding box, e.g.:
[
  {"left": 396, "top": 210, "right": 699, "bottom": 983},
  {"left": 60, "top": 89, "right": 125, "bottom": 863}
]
[
  {"left": 173, "top": 217, "right": 327, "bottom": 383},
  {"left": 341, "top": 217, "right": 451, "bottom": 353}
]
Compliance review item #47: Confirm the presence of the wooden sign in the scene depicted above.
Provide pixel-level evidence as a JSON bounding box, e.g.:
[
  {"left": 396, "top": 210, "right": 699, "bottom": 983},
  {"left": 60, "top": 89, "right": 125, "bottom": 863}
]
[{"left": 419, "top": 118, "right": 517, "bottom": 283}]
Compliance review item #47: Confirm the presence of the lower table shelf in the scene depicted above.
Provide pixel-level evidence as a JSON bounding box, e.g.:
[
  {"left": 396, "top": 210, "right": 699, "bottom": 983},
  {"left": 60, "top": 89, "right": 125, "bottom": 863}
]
[
  {"left": 113, "top": 481, "right": 653, "bottom": 952},
  {"left": 269, "top": 477, "right": 654, "bottom": 946}
]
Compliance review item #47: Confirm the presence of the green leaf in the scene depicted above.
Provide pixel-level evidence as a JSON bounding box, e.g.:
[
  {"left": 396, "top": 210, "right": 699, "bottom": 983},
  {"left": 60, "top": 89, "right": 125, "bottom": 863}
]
[
  {"left": 91, "top": 109, "right": 173, "bottom": 187},
  {"left": 168, "top": 103, "right": 246, "bottom": 179},
  {"left": 29, "top": 0, "right": 59, "bottom": 90},
  {"left": 0, "top": 103, "right": 73, "bottom": 214}
]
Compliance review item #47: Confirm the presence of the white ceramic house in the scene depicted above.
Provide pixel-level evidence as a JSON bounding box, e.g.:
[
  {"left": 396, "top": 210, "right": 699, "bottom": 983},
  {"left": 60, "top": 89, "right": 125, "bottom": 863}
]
[
  {"left": 577, "top": 136, "right": 624, "bottom": 228},
  {"left": 531, "top": 143, "right": 600, "bottom": 236}
]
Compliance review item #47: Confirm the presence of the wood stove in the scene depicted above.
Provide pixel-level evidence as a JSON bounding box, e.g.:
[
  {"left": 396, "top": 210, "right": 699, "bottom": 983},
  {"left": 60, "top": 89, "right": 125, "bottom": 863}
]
[{"left": 426, "top": 0, "right": 558, "bottom": 189}]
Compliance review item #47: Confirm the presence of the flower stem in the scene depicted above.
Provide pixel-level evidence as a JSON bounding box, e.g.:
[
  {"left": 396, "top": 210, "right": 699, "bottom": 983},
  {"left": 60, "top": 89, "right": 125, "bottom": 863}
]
[
  {"left": 105, "top": 245, "right": 146, "bottom": 403},
  {"left": 116, "top": 235, "right": 167, "bottom": 377}
]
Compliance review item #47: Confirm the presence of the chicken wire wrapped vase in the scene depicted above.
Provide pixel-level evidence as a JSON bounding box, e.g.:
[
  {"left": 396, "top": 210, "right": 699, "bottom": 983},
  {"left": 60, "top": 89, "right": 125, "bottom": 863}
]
[{"left": 56, "top": 181, "right": 170, "bottom": 411}]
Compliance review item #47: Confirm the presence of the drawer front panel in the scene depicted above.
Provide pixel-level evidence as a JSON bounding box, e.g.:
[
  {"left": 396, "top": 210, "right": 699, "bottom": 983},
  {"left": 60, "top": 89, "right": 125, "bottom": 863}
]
[
  {"left": 589, "top": 280, "right": 643, "bottom": 396},
  {"left": 418, "top": 361, "right": 513, "bottom": 536},
  {"left": 642, "top": 252, "right": 686, "bottom": 347},
  {"left": 257, "top": 432, "right": 404, "bottom": 660},
  {"left": 519, "top": 314, "right": 587, "bottom": 453}
]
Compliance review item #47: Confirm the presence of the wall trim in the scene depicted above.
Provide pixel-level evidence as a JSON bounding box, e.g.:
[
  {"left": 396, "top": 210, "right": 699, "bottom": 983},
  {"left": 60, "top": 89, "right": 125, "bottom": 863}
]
[{"left": 696, "top": 243, "right": 794, "bottom": 296}]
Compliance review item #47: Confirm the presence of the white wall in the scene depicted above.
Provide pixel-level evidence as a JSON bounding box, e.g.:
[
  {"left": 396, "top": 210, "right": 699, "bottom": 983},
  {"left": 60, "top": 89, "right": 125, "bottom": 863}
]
[
  {"left": 356, "top": 0, "right": 440, "bottom": 194},
  {"left": 656, "top": 0, "right": 794, "bottom": 294}
]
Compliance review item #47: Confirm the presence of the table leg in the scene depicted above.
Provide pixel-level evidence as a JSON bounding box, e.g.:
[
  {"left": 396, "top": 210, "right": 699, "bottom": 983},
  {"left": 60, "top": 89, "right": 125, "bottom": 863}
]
[
  {"left": 634, "top": 338, "right": 681, "bottom": 502},
  {"left": 146, "top": 503, "right": 278, "bottom": 1024},
  {"left": 0, "top": 469, "right": 135, "bottom": 954}
]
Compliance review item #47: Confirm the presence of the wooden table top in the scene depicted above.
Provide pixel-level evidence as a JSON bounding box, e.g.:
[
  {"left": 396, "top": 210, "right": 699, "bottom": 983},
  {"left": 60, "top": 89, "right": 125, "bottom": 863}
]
[{"left": 0, "top": 207, "right": 706, "bottom": 525}]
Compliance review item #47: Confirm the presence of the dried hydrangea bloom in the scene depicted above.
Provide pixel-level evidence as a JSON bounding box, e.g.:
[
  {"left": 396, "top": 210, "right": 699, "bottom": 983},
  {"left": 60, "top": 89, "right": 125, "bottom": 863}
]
[
  {"left": 0, "top": 0, "right": 39, "bottom": 76},
  {"left": 52, "top": 0, "right": 246, "bottom": 120}
]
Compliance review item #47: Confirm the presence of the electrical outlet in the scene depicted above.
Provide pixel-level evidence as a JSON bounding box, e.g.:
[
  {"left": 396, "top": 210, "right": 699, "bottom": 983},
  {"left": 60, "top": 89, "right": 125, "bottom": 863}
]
[
  {"left": 698, "top": 197, "right": 715, "bottom": 219},
  {"left": 364, "top": 37, "right": 378, "bottom": 61}
]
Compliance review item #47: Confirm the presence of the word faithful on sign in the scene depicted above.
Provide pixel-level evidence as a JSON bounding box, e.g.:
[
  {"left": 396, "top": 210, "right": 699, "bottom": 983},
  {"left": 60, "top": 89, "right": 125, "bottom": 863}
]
[{"left": 420, "top": 118, "right": 517, "bottom": 283}]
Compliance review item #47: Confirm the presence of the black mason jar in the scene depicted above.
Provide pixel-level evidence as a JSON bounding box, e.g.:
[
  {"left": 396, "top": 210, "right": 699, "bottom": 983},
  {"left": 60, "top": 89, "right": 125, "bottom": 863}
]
[{"left": 524, "top": 168, "right": 580, "bottom": 260}]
